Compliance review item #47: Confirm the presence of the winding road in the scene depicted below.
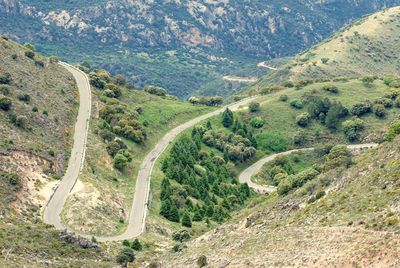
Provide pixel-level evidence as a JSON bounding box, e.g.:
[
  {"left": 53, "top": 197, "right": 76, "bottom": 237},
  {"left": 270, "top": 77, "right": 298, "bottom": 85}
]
[
  {"left": 43, "top": 62, "right": 260, "bottom": 242},
  {"left": 44, "top": 62, "right": 91, "bottom": 230},
  {"left": 238, "top": 144, "right": 378, "bottom": 194}
]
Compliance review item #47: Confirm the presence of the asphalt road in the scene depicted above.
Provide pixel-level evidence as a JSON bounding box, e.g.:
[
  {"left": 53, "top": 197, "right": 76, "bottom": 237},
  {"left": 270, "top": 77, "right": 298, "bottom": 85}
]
[
  {"left": 43, "top": 62, "right": 91, "bottom": 230},
  {"left": 238, "top": 144, "right": 378, "bottom": 194},
  {"left": 97, "top": 95, "right": 260, "bottom": 242}
]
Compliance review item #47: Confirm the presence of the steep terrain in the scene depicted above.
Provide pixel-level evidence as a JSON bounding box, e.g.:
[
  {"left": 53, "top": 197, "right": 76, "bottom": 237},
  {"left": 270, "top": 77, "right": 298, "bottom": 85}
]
[
  {"left": 159, "top": 135, "right": 400, "bottom": 267},
  {"left": 1, "top": 0, "right": 400, "bottom": 97},
  {"left": 0, "top": 37, "right": 116, "bottom": 267},
  {"left": 250, "top": 6, "right": 400, "bottom": 91}
]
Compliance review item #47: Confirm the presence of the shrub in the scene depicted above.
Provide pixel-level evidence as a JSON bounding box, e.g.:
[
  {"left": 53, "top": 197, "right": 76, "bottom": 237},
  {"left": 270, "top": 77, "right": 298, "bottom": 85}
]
[
  {"left": 291, "top": 168, "right": 320, "bottom": 188},
  {"left": 11, "top": 54, "right": 17, "bottom": 60},
  {"left": 322, "top": 84, "right": 339, "bottom": 94},
  {"left": 282, "top": 81, "right": 294, "bottom": 88},
  {"left": 324, "top": 145, "right": 352, "bottom": 170},
  {"left": 15, "top": 115, "right": 28, "bottom": 129},
  {"left": 24, "top": 51, "right": 35, "bottom": 59},
  {"left": 293, "top": 131, "right": 308, "bottom": 145},
  {"left": 114, "top": 153, "right": 129, "bottom": 171},
  {"left": 102, "top": 89, "right": 115, "bottom": 98},
  {"left": 248, "top": 101, "right": 260, "bottom": 112},
  {"left": 343, "top": 119, "right": 364, "bottom": 141},
  {"left": 99, "top": 129, "right": 116, "bottom": 143},
  {"left": 256, "top": 132, "right": 288, "bottom": 153},
  {"left": 385, "top": 120, "right": 400, "bottom": 141},
  {"left": 321, "top": 58, "right": 329, "bottom": 64},
  {"left": 24, "top": 43, "right": 36, "bottom": 51},
  {"left": 0, "top": 97, "right": 12, "bottom": 111},
  {"left": 0, "top": 73, "right": 11, "bottom": 84},
  {"left": 197, "top": 255, "right": 208, "bottom": 268},
  {"left": 260, "top": 84, "right": 284, "bottom": 94},
  {"left": 296, "top": 112, "right": 311, "bottom": 127},
  {"left": 279, "top": 94, "right": 288, "bottom": 102},
  {"left": 396, "top": 98, "right": 400, "bottom": 108},
  {"left": 325, "top": 101, "right": 348, "bottom": 129},
  {"left": 131, "top": 239, "right": 142, "bottom": 251},
  {"left": 350, "top": 101, "right": 372, "bottom": 116},
  {"left": 122, "top": 240, "right": 130, "bottom": 247},
  {"left": 116, "top": 247, "right": 135, "bottom": 266},
  {"left": 373, "top": 104, "right": 386, "bottom": 118},
  {"left": 172, "top": 230, "right": 191, "bottom": 242},
  {"left": 35, "top": 60, "right": 45, "bottom": 68},
  {"left": 105, "top": 83, "right": 122, "bottom": 98},
  {"left": 89, "top": 75, "right": 106, "bottom": 89},
  {"left": 250, "top": 117, "right": 265, "bottom": 128},
  {"left": 49, "top": 56, "right": 59, "bottom": 63},
  {"left": 277, "top": 178, "right": 292, "bottom": 196},
  {"left": 290, "top": 99, "right": 303, "bottom": 109},
  {"left": 144, "top": 85, "right": 167, "bottom": 96},
  {"left": 361, "top": 76, "right": 375, "bottom": 86},
  {"left": 1, "top": 86, "right": 9, "bottom": 95},
  {"left": 17, "top": 94, "right": 30, "bottom": 103},
  {"left": 43, "top": 110, "right": 48, "bottom": 116},
  {"left": 114, "top": 75, "right": 127, "bottom": 86},
  {"left": 375, "top": 98, "right": 393, "bottom": 108}
]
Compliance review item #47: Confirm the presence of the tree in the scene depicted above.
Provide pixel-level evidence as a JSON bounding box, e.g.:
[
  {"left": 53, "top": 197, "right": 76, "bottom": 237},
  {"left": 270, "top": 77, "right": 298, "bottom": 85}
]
[
  {"left": 279, "top": 94, "right": 288, "bottom": 102},
  {"left": 385, "top": 120, "right": 400, "bottom": 141},
  {"left": 15, "top": 115, "right": 28, "bottom": 129},
  {"left": 361, "top": 76, "right": 375, "bottom": 87},
  {"left": 116, "top": 247, "right": 135, "bottom": 267},
  {"left": 248, "top": 102, "right": 260, "bottom": 112},
  {"left": 350, "top": 101, "right": 372, "bottom": 116},
  {"left": 221, "top": 108, "right": 233, "bottom": 128},
  {"left": 131, "top": 239, "right": 142, "bottom": 251},
  {"left": 181, "top": 212, "right": 192, "bottom": 227},
  {"left": 290, "top": 99, "right": 303, "bottom": 109},
  {"left": 343, "top": 119, "right": 364, "bottom": 141},
  {"left": 0, "top": 97, "right": 12, "bottom": 111},
  {"left": 122, "top": 240, "right": 130, "bottom": 247},
  {"left": 114, "top": 74, "right": 127, "bottom": 86},
  {"left": 325, "top": 101, "right": 348, "bottom": 129},
  {"left": 114, "top": 153, "right": 129, "bottom": 170},
  {"left": 324, "top": 145, "right": 352, "bottom": 170},
  {"left": 144, "top": 85, "right": 167, "bottom": 96},
  {"left": 0, "top": 73, "right": 11, "bottom": 84},
  {"left": 24, "top": 50, "right": 35, "bottom": 59}
]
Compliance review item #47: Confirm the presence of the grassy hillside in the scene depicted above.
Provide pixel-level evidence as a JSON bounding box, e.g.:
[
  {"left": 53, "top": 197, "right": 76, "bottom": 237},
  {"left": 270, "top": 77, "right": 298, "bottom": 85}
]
[
  {"left": 60, "top": 69, "right": 215, "bottom": 236},
  {"left": 0, "top": 37, "right": 116, "bottom": 267},
  {"left": 158, "top": 134, "right": 400, "bottom": 267},
  {"left": 246, "top": 6, "right": 400, "bottom": 94}
]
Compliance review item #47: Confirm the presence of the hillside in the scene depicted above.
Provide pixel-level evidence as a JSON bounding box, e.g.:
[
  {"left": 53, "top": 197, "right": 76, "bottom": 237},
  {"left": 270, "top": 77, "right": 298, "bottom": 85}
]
[
  {"left": 250, "top": 6, "right": 400, "bottom": 91},
  {"left": 158, "top": 134, "right": 400, "bottom": 267},
  {"left": 1, "top": 0, "right": 400, "bottom": 97},
  {"left": 0, "top": 37, "right": 116, "bottom": 267}
]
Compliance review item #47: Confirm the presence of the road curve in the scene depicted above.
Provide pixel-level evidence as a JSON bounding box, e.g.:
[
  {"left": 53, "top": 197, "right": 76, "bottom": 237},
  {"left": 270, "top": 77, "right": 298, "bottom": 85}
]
[
  {"left": 97, "top": 95, "right": 260, "bottom": 242},
  {"left": 239, "top": 144, "right": 378, "bottom": 194},
  {"left": 43, "top": 62, "right": 91, "bottom": 230}
]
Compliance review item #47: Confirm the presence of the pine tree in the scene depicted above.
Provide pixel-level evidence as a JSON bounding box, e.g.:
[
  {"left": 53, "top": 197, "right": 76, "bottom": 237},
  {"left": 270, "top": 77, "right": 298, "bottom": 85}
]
[
  {"left": 192, "top": 209, "right": 203, "bottom": 221},
  {"left": 206, "top": 120, "right": 212, "bottom": 130},
  {"left": 181, "top": 212, "right": 192, "bottom": 227},
  {"left": 169, "top": 203, "right": 180, "bottom": 223},
  {"left": 222, "top": 108, "right": 233, "bottom": 127}
]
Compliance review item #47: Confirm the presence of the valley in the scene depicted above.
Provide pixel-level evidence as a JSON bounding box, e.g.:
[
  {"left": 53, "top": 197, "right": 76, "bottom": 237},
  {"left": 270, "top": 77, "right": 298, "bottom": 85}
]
[{"left": 1, "top": 3, "right": 400, "bottom": 268}]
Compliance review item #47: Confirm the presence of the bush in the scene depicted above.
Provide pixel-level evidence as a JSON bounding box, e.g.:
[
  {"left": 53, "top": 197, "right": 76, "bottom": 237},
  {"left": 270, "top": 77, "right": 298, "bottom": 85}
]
[
  {"left": 279, "top": 94, "right": 288, "bottom": 102},
  {"left": 375, "top": 98, "right": 393, "bottom": 108},
  {"left": 114, "top": 75, "right": 127, "bottom": 86},
  {"left": 90, "top": 75, "right": 106, "bottom": 89},
  {"left": 322, "top": 84, "right": 339, "bottom": 94},
  {"left": 290, "top": 99, "right": 303, "bottom": 109},
  {"left": 277, "top": 178, "right": 292, "bottom": 196},
  {"left": 172, "top": 230, "right": 191, "bottom": 242},
  {"left": 256, "top": 132, "right": 288, "bottom": 153},
  {"left": 49, "top": 56, "right": 59, "bottom": 63},
  {"left": 1, "top": 86, "right": 9, "bottom": 95},
  {"left": 324, "top": 145, "right": 352, "bottom": 170},
  {"left": 293, "top": 131, "right": 308, "bottom": 145},
  {"left": 250, "top": 117, "right": 265, "bottom": 128},
  {"left": 260, "top": 84, "right": 284, "bottom": 95},
  {"left": 197, "top": 255, "right": 208, "bottom": 268},
  {"left": 0, "top": 73, "right": 11, "bottom": 84},
  {"left": 321, "top": 58, "right": 329, "bottom": 64},
  {"left": 385, "top": 120, "right": 400, "bottom": 141},
  {"left": 282, "top": 81, "right": 294, "bottom": 88},
  {"left": 116, "top": 247, "right": 135, "bottom": 266},
  {"left": 0, "top": 97, "right": 12, "bottom": 111},
  {"left": 296, "top": 112, "right": 311, "bottom": 127},
  {"left": 361, "top": 76, "right": 375, "bottom": 86},
  {"left": 144, "top": 85, "right": 167, "bottom": 96},
  {"left": 248, "top": 102, "right": 260, "bottom": 112},
  {"left": 114, "top": 153, "right": 129, "bottom": 170},
  {"left": 15, "top": 115, "right": 28, "bottom": 129},
  {"left": 350, "top": 101, "right": 372, "bottom": 116},
  {"left": 24, "top": 51, "right": 35, "bottom": 59},
  {"left": 35, "top": 60, "right": 45, "bottom": 68},
  {"left": 342, "top": 119, "right": 364, "bottom": 141},
  {"left": 17, "top": 94, "right": 30, "bottom": 103},
  {"left": 105, "top": 84, "right": 122, "bottom": 98},
  {"left": 325, "top": 101, "right": 348, "bottom": 129},
  {"left": 131, "top": 239, "right": 142, "bottom": 251},
  {"left": 373, "top": 104, "right": 386, "bottom": 118}
]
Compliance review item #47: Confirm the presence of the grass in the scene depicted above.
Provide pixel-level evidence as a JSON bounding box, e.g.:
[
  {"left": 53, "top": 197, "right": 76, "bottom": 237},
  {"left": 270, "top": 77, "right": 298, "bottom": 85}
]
[{"left": 61, "top": 88, "right": 215, "bottom": 236}]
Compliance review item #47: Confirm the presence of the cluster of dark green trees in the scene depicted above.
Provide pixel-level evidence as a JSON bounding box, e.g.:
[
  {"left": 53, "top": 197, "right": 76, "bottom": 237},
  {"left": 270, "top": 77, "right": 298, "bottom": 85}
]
[{"left": 159, "top": 135, "right": 251, "bottom": 227}]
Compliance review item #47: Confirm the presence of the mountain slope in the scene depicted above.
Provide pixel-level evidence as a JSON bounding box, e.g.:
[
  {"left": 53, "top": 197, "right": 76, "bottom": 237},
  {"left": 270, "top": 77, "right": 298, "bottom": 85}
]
[
  {"left": 2, "top": 0, "right": 400, "bottom": 97},
  {"left": 249, "top": 6, "right": 400, "bottom": 92},
  {"left": 159, "top": 136, "right": 400, "bottom": 267},
  {"left": 0, "top": 37, "right": 116, "bottom": 267}
]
